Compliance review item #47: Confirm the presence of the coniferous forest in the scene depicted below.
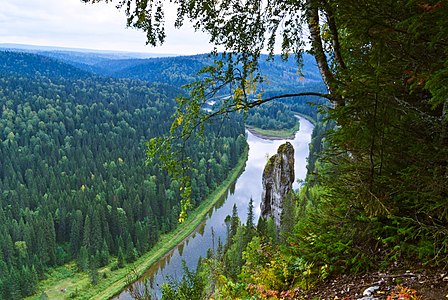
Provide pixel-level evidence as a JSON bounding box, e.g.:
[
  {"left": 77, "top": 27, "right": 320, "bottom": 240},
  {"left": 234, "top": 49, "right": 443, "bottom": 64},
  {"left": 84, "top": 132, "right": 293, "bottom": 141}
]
[
  {"left": 79, "top": 0, "right": 446, "bottom": 299},
  {"left": 0, "top": 48, "right": 325, "bottom": 299},
  {"left": 1, "top": 0, "right": 448, "bottom": 297},
  {"left": 0, "top": 51, "right": 248, "bottom": 298}
]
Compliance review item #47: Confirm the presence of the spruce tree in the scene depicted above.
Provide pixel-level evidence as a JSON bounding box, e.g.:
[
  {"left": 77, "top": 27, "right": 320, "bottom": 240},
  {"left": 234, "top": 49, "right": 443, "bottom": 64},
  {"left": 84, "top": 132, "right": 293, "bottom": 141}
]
[
  {"left": 230, "top": 204, "right": 239, "bottom": 239},
  {"left": 77, "top": 246, "right": 89, "bottom": 272},
  {"left": 117, "top": 246, "right": 125, "bottom": 269},
  {"left": 82, "top": 215, "right": 91, "bottom": 254},
  {"left": 280, "top": 192, "right": 296, "bottom": 245},
  {"left": 246, "top": 198, "right": 254, "bottom": 230},
  {"left": 90, "top": 255, "right": 99, "bottom": 285}
]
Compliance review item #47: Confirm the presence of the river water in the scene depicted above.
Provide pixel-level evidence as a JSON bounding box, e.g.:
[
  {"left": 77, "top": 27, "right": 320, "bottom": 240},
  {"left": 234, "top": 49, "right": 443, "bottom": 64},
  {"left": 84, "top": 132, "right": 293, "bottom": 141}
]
[{"left": 115, "top": 117, "right": 314, "bottom": 299}]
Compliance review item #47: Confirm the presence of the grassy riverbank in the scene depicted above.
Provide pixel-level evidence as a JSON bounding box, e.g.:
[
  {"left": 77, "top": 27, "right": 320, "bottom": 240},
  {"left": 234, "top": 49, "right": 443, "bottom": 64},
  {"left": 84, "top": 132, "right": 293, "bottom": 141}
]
[
  {"left": 246, "top": 121, "right": 300, "bottom": 140},
  {"left": 26, "top": 145, "right": 249, "bottom": 300}
]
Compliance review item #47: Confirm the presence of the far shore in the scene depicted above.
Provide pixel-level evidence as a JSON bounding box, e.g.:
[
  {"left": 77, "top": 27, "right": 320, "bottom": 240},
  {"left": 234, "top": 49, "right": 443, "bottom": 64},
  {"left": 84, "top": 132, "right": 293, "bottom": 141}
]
[
  {"left": 245, "top": 126, "right": 296, "bottom": 140},
  {"left": 245, "top": 113, "right": 316, "bottom": 140}
]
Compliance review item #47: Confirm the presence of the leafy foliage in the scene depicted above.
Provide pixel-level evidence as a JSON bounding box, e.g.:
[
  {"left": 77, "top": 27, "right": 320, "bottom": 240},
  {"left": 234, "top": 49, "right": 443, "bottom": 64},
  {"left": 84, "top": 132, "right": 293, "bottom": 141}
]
[{"left": 144, "top": 0, "right": 448, "bottom": 277}]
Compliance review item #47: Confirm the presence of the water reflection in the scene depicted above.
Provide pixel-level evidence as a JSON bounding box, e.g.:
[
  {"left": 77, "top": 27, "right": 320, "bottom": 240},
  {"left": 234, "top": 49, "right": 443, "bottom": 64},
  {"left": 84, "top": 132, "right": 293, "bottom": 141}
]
[{"left": 115, "top": 117, "right": 313, "bottom": 299}]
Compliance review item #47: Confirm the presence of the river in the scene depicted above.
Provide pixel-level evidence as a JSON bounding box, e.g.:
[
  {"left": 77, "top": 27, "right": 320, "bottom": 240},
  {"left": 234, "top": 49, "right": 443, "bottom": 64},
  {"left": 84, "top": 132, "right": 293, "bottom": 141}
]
[{"left": 115, "top": 117, "right": 314, "bottom": 299}]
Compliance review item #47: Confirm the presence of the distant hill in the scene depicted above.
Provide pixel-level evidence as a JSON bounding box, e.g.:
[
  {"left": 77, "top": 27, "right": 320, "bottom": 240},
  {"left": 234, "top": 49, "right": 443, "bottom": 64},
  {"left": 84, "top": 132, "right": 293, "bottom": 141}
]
[
  {"left": 0, "top": 43, "right": 175, "bottom": 59},
  {"left": 99, "top": 54, "right": 324, "bottom": 91},
  {"left": 0, "top": 44, "right": 323, "bottom": 93},
  {"left": 0, "top": 43, "right": 176, "bottom": 75},
  {"left": 0, "top": 51, "right": 93, "bottom": 79},
  {"left": 104, "top": 55, "right": 211, "bottom": 86}
]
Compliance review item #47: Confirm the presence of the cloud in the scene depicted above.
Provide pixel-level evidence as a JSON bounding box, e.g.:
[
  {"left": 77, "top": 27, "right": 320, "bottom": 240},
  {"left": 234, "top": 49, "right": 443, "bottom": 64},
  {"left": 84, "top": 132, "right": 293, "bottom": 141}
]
[{"left": 0, "top": 0, "right": 213, "bottom": 55}]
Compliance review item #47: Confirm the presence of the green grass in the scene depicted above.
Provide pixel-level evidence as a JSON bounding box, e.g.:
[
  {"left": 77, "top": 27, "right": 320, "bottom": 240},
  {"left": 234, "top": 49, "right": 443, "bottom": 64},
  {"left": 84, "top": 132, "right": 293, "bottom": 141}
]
[
  {"left": 247, "top": 121, "right": 300, "bottom": 139},
  {"left": 26, "top": 145, "right": 249, "bottom": 300},
  {"left": 246, "top": 112, "right": 317, "bottom": 139}
]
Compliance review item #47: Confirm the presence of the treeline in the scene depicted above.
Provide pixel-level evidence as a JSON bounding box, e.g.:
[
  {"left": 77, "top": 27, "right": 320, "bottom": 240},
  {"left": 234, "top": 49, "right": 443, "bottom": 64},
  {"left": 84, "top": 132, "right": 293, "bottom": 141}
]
[{"left": 0, "top": 52, "right": 246, "bottom": 299}]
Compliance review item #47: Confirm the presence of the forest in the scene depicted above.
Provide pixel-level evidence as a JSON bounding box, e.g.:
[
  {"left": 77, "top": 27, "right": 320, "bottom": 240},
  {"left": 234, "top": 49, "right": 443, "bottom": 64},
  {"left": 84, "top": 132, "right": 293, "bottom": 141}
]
[
  {"left": 0, "top": 48, "right": 326, "bottom": 299},
  {"left": 4, "top": 46, "right": 325, "bottom": 135},
  {"left": 83, "top": 0, "right": 446, "bottom": 299},
  {"left": 0, "top": 51, "right": 247, "bottom": 299},
  {"left": 2, "top": 0, "right": 448, "bottom": 296}
]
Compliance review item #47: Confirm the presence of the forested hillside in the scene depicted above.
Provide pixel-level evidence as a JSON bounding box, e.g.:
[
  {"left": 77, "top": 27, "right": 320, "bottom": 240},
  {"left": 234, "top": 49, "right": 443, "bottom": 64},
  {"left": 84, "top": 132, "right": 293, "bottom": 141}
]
[
  {"left": 4, "top": 47, "right": 327, "bottom": 135},
  {"left": 95, "top": 54, "right": 325, "bottom": 133},
  {"left": 0, "top": 51, "right": 92, "bottom": 79},
  {"left": 0, "top": 51, "right": 246, "bottom": 299}
]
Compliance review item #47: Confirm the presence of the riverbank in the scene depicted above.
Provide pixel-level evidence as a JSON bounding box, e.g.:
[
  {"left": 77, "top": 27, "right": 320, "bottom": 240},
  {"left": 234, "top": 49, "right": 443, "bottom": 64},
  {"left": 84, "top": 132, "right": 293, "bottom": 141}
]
[
  {"left": 291, "top": 111, "right": 317, "bottom": 126},
  {"left": 246, "top": 121, "right": 300, "bottom": 140},
  {"left": 26, "top": 145, "right": 249, "bottom": 300},
  {"left": 246, "top": 112, "right": 317, "bottom": 140}
]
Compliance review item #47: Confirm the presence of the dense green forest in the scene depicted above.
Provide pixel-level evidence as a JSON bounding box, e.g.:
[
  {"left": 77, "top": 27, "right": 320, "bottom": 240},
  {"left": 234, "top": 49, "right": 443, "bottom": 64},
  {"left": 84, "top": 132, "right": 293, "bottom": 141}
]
[
  {"left": 4, "top": 0, "right": 448, "bottom": 295},
  {"left": 0, "top": 51, "right": 247, "bottom": 299},
  {"left": 92, "top": 0, "right": 447, "bottom": 298},
  {"left": 2, "top": 47, "right": 326, "bottom": 134}
]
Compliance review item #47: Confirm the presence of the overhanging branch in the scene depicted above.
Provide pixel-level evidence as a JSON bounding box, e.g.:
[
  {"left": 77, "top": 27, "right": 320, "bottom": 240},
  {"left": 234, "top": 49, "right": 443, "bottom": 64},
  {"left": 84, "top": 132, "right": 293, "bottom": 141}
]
[
  {"left": 200, "top": 91, "right": 330, "bottom": 127},
  {"left": 247, "top": 92, "right": 332, "bottom": 107}
]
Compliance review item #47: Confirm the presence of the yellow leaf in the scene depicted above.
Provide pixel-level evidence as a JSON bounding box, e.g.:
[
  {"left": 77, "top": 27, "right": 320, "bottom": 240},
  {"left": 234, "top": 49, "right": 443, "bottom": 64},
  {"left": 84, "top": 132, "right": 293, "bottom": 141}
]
[{"left": 176, "top": 115, "right": 183, "bottom": 126}]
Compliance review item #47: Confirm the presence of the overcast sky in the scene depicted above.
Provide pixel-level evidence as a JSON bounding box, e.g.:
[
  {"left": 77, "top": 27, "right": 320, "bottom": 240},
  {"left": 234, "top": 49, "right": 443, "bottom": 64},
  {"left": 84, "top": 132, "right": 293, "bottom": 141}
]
[{"left": 0, "top": 0, "right": 214, "bottom": 55}]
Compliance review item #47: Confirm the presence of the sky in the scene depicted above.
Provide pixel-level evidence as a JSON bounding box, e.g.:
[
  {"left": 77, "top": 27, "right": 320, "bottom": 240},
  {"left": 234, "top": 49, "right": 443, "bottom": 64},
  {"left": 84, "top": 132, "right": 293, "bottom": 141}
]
[{"left": 0, "top": 0, "right": 214, "bottom": 55}]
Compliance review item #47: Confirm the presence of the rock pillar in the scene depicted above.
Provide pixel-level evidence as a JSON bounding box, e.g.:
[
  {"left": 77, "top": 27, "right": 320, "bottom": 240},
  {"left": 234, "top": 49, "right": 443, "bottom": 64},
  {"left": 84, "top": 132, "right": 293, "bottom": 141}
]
[{"left": 260, "top": 142, "right": 295, "bottom": 228}]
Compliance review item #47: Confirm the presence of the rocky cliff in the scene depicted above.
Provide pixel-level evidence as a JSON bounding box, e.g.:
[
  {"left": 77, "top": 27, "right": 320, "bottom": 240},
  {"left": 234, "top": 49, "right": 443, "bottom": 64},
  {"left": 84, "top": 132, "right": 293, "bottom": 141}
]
[{"left": 260, "top": 142, "right": 295, "bottom": 228}]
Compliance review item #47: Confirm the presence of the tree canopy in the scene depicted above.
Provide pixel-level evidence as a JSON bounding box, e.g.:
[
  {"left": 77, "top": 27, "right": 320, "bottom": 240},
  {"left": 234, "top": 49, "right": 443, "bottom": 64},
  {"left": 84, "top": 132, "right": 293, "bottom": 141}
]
[
  {"left": 87, "top": 0, "right": 447, "bottom": 206},
  {"left": 82, "top": 0, "right": 447, "bottom": 113},
  {"left": 0, "top": 51, "right": 248, "bottom": 298},
  {"left": 86, "top": 0, "right": 448, "bottom": 267}
]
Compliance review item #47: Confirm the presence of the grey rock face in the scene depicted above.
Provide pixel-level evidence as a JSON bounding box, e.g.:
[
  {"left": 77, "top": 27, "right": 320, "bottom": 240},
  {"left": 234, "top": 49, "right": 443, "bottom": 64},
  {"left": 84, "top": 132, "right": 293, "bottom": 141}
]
[{"left": 260, "top": 142, "right": 295, "bottom": 228}]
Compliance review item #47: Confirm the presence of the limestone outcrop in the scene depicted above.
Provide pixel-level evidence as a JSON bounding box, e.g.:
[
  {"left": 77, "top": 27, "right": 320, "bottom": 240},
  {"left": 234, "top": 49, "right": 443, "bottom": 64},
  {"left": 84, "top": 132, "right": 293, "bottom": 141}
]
[{"left": 260, "top": 142, "right": 295, "bottom": 228}]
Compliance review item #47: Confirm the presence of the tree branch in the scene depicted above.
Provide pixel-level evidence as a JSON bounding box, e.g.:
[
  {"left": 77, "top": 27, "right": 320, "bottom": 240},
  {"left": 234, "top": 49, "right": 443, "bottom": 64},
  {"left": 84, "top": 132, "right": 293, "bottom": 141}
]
[{"left": 199, "top": 91, "right": 330, "bottom": 127}]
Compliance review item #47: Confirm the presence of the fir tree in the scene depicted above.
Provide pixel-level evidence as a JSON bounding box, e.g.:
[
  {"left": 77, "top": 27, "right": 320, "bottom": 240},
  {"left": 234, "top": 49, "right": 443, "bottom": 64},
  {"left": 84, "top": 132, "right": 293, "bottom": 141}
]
[{"left": 77, "top": 246, "right": 89, "bottom": 272}]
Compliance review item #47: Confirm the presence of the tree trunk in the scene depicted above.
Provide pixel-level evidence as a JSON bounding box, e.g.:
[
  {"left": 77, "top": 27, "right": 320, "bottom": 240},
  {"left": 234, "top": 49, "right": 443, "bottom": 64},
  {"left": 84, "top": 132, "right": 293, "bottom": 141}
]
[{"left": 306, "top": 0, "right": 343, "bottom": 107}]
